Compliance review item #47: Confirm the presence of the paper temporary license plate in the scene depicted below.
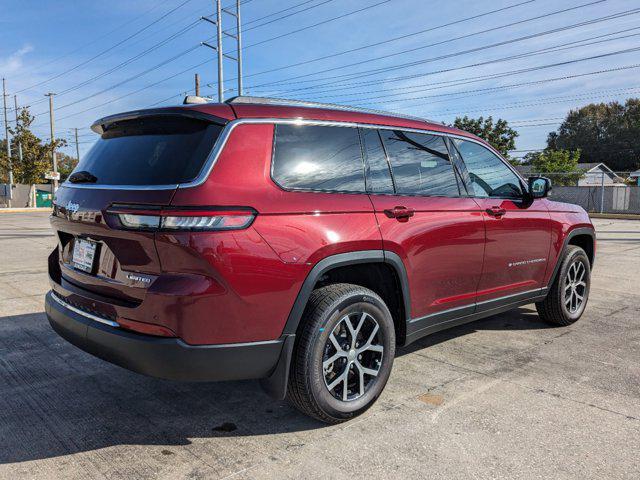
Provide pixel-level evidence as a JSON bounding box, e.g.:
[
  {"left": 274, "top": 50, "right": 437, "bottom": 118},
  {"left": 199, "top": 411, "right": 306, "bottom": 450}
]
[{"left": 72, "top": 238, "right": 98, "bottom": 273}]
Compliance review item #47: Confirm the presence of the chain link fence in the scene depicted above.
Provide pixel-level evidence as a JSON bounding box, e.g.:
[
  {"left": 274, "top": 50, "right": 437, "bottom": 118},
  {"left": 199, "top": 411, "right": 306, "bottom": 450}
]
[{"left": 520, "top": 171, "right": 640, "bottom": 215}]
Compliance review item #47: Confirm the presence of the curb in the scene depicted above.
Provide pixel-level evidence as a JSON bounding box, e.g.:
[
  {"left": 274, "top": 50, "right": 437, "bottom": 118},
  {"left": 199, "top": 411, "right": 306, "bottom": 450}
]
[
  {"left": 589, "top": 213, "right": 640, "bottom": 220},
  {"left": 0, "top": 208, "right": 53, "bottom": 214}
]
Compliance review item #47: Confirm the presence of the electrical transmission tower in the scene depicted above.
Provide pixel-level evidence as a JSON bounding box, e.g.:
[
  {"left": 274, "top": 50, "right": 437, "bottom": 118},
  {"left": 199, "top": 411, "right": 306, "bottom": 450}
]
[{"left": 201, "top": 0, "right": 244, "bottom": 102}]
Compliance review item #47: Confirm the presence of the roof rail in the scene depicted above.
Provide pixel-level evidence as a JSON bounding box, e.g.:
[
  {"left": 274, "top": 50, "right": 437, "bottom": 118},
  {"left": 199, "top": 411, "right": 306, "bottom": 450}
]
[{"left": 224, "top": 96, "right": 443, "bottom": 125}]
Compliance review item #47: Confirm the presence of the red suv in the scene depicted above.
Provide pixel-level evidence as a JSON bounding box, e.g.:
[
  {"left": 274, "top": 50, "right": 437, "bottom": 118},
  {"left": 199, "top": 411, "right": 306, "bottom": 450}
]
[{"left": 46, "top": 96, "right": 595, "bottom": 423}]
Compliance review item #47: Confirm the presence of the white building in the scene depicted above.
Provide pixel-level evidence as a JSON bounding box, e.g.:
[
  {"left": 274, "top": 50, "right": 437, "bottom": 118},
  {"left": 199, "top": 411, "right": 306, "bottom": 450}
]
[{"left": 577, "top": 163, "right": 624, "bottom": 186}]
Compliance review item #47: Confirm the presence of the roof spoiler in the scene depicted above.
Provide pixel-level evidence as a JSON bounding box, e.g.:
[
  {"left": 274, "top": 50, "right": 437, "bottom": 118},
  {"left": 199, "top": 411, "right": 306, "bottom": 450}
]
[{"left": 91, "top": 108, "right": 227, "bottom": 134}]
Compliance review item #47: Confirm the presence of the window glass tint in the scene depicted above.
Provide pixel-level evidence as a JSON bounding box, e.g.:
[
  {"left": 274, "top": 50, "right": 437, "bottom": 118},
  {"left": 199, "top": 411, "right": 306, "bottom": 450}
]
[
  {"left": 453, "top": 139, "right": 523, "bottom": 198},
  {"left": 360, "top": 128, "right": 393, "bottom": 194},
  {"left": 273, "top": 124, "right": 365, "bottom": 192},
  {"left": 73, "top": 117, "right": 222, "bottom": 185},
  {"left": 380, "top": 130, "right": 459, "bottom": 196}
]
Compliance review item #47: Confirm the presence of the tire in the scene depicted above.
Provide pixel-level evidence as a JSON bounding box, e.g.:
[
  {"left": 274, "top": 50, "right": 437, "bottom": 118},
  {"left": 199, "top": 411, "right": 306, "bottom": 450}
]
[
  {"left": 287, "top": 283, "right": 396, "bottom": 424},
  {"left": 536, "top": 245, "right": 591, "bottom": 326}
]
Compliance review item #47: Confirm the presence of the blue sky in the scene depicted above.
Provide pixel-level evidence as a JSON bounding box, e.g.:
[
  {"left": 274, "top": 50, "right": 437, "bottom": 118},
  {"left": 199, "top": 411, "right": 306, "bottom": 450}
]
[{"left": 1, "top": 0, "right": 639, "bottom": 159}]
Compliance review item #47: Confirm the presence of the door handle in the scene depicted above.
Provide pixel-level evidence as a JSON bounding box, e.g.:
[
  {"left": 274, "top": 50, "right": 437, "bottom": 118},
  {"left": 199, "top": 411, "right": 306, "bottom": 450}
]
[
  {"left": 384, "top": 206, "right": 415, "bottom": 222},
  {"left": 486, "top": 206, "right": 507, "bottom": 218}
]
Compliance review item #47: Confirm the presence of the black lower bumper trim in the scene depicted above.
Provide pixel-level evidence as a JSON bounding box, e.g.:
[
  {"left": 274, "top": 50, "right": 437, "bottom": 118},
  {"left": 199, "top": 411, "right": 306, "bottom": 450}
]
[{"left": 45, "top": 291, "right": 285, "bottom": 382}]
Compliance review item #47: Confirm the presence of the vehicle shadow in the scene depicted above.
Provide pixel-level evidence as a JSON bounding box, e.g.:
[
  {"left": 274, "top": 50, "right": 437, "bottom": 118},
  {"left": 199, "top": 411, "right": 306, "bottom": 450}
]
[
  {"left": 0, "top": 307, "right": 552, "bottom": 464},
  {"left": 397, "top": 306, "right": 557, "bottom": 357}
]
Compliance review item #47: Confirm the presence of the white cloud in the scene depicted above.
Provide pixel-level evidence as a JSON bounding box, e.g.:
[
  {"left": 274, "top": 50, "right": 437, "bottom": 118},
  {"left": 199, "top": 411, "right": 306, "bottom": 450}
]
[{"left": 0, "top": 44, "right": 34, "bottom": 74}]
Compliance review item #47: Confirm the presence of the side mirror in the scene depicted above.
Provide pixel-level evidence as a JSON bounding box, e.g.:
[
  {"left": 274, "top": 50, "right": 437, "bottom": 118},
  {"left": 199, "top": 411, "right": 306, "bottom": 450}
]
[{"left": 528, "top": 176, "right": 552, "bottom": 199}]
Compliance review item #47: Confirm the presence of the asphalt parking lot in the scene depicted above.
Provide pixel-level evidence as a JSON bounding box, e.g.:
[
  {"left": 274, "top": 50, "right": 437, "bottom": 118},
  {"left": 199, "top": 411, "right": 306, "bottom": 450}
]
[{"left": 0, "top": 212, "right": 638, "bottom": 479}]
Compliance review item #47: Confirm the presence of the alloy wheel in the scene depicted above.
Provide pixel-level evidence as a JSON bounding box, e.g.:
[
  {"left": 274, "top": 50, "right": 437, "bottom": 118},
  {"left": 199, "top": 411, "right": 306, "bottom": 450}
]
[
  {"left": 564, "top": 260, "right": 587, "bottom": 314},
  {"left": 322, "top": 312, "right": 384, "bottom": 402}
]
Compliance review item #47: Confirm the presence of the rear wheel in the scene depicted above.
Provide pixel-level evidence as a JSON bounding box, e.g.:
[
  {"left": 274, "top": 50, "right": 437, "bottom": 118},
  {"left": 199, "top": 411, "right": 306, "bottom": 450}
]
[
  {"left": 287, "top": 283, "right": 395, "bottom": 424},
  {"left": 536, "top": 245, "right": 591, "bottom": 326}
]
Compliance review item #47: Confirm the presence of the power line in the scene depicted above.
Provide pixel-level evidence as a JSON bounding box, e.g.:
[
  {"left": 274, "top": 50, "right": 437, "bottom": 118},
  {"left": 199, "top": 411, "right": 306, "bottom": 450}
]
[
  {"left": 57, "top": 19, "right": 202, "bottom": 97},
  {"left": 346, "top": 50, "right": 640, "bottom": 108},
  {"left": 419, "top": 85, "right": 640, "bottom": 117},
  {"left": 30, "top": 0, "right": 394, "bottom": 118},
  {"left": 249, "top": 2, "right": 632, "bottom": 92},
  {"left": 305, "top": 29, "right": 640, "bottom": 102},
  {"left": 6, "top": 0, "right": 176, "bottom": 80},
  {"left": 225, "top": 0, "right": 537, "bottom": 84},
  {"left": 24, "top": 0, "right": 331, "bottom": 121},
  {"left": 242, "top": 0, "right": 338, "bottom": 33},
  {"left": 52, "top": 58, "right": 213, "bottom": 123},
  {"left": 26, "top": 19, "right": 204, "bottom": 109},
  {"left": 15, "top": 0, "right": 195, "bottom": 95},
  {"left": 32, "top": 42, "right": 206, "bottom": 117},
  {"left": 243, "top": 0, "right": 391, "bottom": 51},
  {"left": 272, "top": 26, "right": 640, "bottom": 99},
  {"left": 512, "top": 122, "right": 561, "bottom": 128},
  {"left": 225, "top": 0, "right": 315, "bottom": 32},
  {"left": 511, "top": 117, "right": 565, "bottom": 124},
  {"left": 37, "top": 0, "right": 313, "bottom": 108}
]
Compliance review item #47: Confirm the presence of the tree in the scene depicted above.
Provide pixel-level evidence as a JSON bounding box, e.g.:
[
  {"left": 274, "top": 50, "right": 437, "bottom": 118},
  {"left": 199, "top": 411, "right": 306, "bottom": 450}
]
[
  {"left": 57, "top": 152, "right": 78, "bottom": 181},
  {"left": 547, "top": 98, "right": 640, "bottom": 171},
  {"left": 453, "top": 115, "right": 519, "bottom": 160},
  {"left": 0, "top": 107, "right": 67, "bottom": 184},
  {"left": 524, "top": 149, "right": 584, "bottom": 186}
]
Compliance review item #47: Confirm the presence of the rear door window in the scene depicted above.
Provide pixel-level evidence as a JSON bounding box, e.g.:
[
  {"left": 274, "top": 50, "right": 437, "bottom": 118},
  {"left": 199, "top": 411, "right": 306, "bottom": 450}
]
[
  {"left": 272, "top": 124, "right": 365, "bottom": 193},
  {"left": 72, "top": 116, "right": 223, "bottom": 186},
  {"left": 379, "top": 130, "right": 460, "bottom": 196},
  {"left": 360, "top": 127, "right": 394, "bottom": 194}
]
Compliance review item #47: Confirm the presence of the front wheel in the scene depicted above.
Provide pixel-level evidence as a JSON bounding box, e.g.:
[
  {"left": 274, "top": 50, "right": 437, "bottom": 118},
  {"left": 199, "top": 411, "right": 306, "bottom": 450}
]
[
  {"left": 287, "top": 283, "right": 396, "bottom": 424},
  {"left": 536, "top": 245, "right": 591, "bottom": 326}
]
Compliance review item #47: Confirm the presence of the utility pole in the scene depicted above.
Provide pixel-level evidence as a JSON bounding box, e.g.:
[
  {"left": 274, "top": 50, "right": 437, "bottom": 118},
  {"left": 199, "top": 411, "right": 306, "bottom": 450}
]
[
  {"left": 201, "top": 0, "right": 243, "bottom": 101},
  {"left": 600, "top": 171, "right": 605, "bottom": 214},
  {"left": 235, "top": 0, "right": 243, "bottom": 96},
  {"left": 74, "top": 128, "right": 80, "bottom": 162},
  {"left": 216, "top": 0, "right": 224, "bottom": 102},
  {"left": 45, "top": 93, "right": 58, "bottom": 192},
  {"left": 13, "top": 96, "right": 23, "bottom": 167},
  {"left": 2, "top": 78, "right": 13, "bottom": 207},
  {"left": 195, "top": 73, "right": 201, "bottom": 96}
]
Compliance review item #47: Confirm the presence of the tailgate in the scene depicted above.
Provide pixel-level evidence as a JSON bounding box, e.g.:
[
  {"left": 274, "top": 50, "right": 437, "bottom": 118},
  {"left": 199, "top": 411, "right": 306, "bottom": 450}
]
[{"left": 51, "top": 186, "right": 173, "bottom": 305}]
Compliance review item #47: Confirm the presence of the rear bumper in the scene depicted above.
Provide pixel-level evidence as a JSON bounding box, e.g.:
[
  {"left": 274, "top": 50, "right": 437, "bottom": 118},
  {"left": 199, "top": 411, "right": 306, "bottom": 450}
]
[{"left": 45, "top": 290, "right": 284, "bottom": 382}]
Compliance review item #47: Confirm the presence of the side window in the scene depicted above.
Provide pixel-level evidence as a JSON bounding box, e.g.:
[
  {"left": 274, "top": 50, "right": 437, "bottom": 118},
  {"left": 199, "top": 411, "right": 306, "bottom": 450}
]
[
  {"left": 453, "top": 139, "right": 523, "bottom": 199},
  {"left": 272, "top": 124, "right": 365, "bottom": 192},
  {"left": 359, "top": 128, "right": 394, "bottom": 194},
  {"left": 380, "top": 130, "right": 460, "bottom": 196}
]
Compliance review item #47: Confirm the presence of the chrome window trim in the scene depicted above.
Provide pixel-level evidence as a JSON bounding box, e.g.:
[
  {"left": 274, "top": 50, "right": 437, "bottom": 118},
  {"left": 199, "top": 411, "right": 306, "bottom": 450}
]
[
  {"left": 51, "top": 292, "right": 120, "bottom": 328},
  {"left": 60, "top": 117, "right": 523, "bottom": 191}
]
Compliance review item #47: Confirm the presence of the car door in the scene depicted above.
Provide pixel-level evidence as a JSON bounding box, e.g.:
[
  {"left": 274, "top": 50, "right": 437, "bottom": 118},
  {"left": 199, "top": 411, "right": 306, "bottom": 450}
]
[
  {"left": 451, "top": 138, "right": 552, "bottom": 306},
  {"left": 362, "top": 127, "right": 485, "bottom": 325}
]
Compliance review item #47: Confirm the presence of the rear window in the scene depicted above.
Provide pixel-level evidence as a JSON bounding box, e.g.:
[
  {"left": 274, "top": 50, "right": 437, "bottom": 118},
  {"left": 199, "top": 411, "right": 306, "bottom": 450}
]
[
  {"left": 272, "top": 124, "right": 365, "bottom": 192},
  {"left": 73, "top": 116, "right": 223, "bottom": 185},
  {"left": 380, "top": 130, "right": 460, "bottom": 196}
]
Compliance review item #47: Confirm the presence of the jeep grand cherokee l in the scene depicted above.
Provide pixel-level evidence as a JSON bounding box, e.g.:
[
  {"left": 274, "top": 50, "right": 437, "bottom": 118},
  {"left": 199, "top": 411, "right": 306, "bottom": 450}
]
[{"left": 46, "top": 96, "right": 595, "bottom": 423}]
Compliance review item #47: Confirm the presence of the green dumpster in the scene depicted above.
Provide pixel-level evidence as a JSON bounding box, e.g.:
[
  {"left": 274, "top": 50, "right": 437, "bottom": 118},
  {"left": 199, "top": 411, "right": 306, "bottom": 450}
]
[{"left": 36, "top": 189, "right": 53, "bottom": 208}]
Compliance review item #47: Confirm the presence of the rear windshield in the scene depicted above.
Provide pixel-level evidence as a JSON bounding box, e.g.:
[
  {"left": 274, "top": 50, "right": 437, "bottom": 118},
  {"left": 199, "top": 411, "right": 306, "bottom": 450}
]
[{"left": 72, "top": 116, "right": 223, "bottom": 185}]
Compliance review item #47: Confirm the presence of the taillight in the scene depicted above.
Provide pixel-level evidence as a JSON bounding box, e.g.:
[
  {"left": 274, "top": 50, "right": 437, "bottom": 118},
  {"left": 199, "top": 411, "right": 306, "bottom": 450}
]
[
  {"left": 119, "top": 213, "right": 161, "bottom": 229},
  {"left": 107, "top": 206, "right": 256, "bottom": 232}
]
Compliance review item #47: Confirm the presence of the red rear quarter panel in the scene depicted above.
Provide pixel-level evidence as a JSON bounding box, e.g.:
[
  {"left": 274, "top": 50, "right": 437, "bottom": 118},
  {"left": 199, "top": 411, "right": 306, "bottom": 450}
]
[{"left": 166, "top": 123, "right": 381, "bottom": 344}]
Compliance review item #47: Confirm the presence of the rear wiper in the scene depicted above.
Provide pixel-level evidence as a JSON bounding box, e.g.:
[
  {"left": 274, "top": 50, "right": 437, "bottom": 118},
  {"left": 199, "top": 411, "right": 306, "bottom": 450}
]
[{"left": 68, "top": 171, "right": 98, "bottom": 183}]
